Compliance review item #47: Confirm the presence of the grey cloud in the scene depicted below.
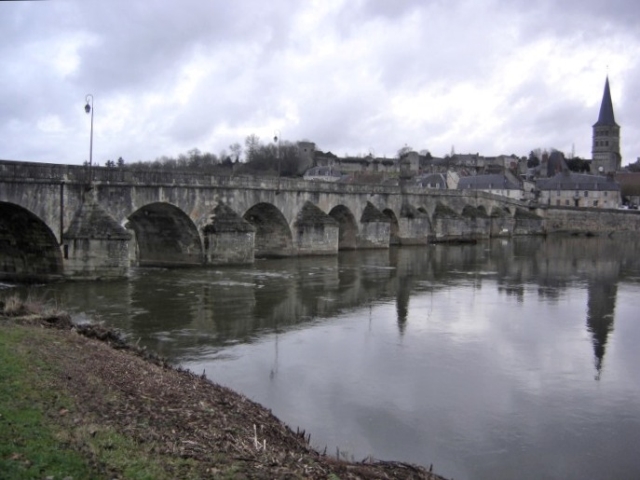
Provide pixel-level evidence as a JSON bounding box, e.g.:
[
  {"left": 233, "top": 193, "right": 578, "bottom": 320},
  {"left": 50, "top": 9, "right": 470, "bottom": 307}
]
[
  {"left": 495, "top": 0, "right": 640, "bottom": 40},
  {"left": 2, "top": 1, "right": 640, "bottom": 165},
  {"left": 72, "top": 1, "right": 299, "bottom": 95}
]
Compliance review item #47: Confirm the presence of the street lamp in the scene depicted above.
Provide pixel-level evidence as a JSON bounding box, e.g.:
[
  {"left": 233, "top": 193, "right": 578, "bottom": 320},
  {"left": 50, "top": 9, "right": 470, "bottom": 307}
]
[
  {"left": 273, "top": 130, "right": 281, "bottom": 192},
  {"left": 84, "top": 94, "right": 94, "bottom": 184},
  {"left": 273, "top": 130, "right": 281, "bottom": 177}
]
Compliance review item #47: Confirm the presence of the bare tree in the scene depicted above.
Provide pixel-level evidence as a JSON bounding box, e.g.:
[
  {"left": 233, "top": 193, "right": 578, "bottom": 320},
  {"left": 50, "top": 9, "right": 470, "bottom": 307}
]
[{"left": 229, "top": 143, "right": 243, "bottom": 162}]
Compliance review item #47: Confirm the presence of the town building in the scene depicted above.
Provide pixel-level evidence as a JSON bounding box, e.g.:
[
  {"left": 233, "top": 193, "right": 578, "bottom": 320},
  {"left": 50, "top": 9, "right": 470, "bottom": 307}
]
[
  {"left": 537, "top": 172, "right": 620, "bottom": 208},
  {"left": 457, "top": 173, "right": 524, "bottom": 200},
  {"left": 299, "top": 77, "right": 625, "bottom": 210}
]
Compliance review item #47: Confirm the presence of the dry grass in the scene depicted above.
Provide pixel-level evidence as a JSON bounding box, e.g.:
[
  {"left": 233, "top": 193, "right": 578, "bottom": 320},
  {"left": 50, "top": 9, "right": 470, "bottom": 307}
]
[
  {"left": 1, "top": 293, "right": 72, "bottom": 327},
  {"left": 1, "top": 307, "right": 448, "bottom": 479}
]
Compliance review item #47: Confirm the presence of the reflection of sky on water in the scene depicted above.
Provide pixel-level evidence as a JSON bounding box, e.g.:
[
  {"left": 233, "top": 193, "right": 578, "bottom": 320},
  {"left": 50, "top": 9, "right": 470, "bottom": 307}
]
[
  {"left": 4, "top": 236, "right": 640, "bottom": 479},
  {"left": 185, "top": 278, "right": 640, "bottom": 480}
]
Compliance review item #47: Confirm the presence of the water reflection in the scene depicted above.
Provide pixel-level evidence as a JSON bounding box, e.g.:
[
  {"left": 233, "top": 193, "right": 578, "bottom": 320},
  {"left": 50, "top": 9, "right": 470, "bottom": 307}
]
[
  {"left": 6, "top": 236, "right": 640, "bottom": 379},
  {"left": 4, "top": 235, "right": 640, "bottom": 480},
  {"left": 5, "top": 237, "right": 638, "bottom": 378}
]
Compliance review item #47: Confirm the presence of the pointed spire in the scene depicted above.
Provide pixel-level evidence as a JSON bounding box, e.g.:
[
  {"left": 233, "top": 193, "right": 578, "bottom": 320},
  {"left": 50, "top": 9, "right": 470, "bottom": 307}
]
[{"left": 593, "top": 76, "right": 618, "bottom": 127}]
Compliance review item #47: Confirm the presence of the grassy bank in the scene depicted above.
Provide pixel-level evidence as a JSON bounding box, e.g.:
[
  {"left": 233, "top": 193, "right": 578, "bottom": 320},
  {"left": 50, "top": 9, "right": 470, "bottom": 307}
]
[
  {"left": 0, "top": 296, "right": 446, "bottom": 479},
  {"left": 1, "top": 325, "right": 101, "bottom": 479}
]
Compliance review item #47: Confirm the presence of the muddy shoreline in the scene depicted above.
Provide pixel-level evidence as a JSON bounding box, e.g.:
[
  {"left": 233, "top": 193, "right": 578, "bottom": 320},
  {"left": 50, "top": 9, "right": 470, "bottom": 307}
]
[{"left": 1, "top": 310, "right": 447, "bottom": 479}]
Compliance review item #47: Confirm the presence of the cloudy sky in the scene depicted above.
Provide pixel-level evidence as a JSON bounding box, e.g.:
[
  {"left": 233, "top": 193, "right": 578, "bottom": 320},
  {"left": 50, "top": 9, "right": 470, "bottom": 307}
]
[{"left": 2, "top": 0, "right": 639, "bottom": 166}]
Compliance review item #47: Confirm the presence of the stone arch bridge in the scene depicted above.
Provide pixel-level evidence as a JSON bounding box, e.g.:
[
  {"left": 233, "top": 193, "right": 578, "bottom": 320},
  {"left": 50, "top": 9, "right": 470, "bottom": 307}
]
[{"left": 0, "top": 160, "right": 541, "bottom": 281}]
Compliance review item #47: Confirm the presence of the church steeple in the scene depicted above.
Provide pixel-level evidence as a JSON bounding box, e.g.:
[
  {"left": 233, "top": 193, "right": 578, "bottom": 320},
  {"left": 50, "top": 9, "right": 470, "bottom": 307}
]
[
  {"left": 591, "top": 76, "right": 621, "bottom": 174},
  {"left": 594, "top": 77, "right": 618, "bottom": 128}
]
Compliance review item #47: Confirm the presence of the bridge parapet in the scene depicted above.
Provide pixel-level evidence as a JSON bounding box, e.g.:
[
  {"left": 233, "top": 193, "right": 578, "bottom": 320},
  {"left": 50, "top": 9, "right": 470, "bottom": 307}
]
[
  {"left": 0, "top": 160, "right": 536, "bottom": 211},
  {"left": 0, "top": 159, "right": 561, "bottom": 282}
]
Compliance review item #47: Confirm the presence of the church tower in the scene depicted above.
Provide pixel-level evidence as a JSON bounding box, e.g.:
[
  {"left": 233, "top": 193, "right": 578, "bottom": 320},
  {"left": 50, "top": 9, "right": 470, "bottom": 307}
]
[{"left": 591, "top": 77, "right": 621, "bottom": 175}]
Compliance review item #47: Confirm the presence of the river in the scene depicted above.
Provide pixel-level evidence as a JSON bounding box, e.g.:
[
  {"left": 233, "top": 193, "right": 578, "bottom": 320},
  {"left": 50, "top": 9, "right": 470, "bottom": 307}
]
[{"left": 4, "top": 235, "right": 640, "bottom": 480}]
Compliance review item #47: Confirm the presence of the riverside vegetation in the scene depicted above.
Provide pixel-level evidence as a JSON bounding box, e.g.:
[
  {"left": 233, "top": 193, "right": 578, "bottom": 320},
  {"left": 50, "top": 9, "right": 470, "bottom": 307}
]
[{"left": 0, "top": 294, "right": 447, "bottom": 480}]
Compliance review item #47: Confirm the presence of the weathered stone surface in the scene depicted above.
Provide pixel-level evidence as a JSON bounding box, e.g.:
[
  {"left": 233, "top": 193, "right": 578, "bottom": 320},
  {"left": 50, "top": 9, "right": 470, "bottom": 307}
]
[
  {"left": 62, "top": 238, "right": 130, "bottom": 280},
  {"left": 5, "top": 159, "right": 640, "bottom": 281},
  {"left": 540, "top": 207, "right": 640, "bottom": 235},
  {"left": 397, "top": 204, "right": 431, "bottom": 244},
  {"left": 203, "top": 203, "right": 255, "bottom": 265},
  {"left": 61, "top": 195, "right": 131, "bottom": 279},
  {"left": 462, "top": 206, "right": 490, "bottom": 239},
  {"left": 433, "top": 202, "right": 460, "bottom": 219},
  {"left": 294, "top": 202, "right": 339, "bottom": 255},
  {"left": 63, "top": 194, "right": 131, "bottom": 240},
  {"left": 514, "top": 208, "right": 544, "bottom": 236},
  {"left": 360, "top": 201, "right": 390, "bottom": 223},
  {"left": 203, "top": 202, "right": 255, "bottom": 234},
  {"left": 205, "top": 231, "right": 255, "bottom": 265},
  {"left": 358, "top": 202, "right": 390, "bottom": 248}
]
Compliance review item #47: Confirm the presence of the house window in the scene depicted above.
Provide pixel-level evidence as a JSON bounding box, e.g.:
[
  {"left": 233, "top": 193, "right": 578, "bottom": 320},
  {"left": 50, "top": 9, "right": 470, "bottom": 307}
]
[
  {"left": 565, "top": 199, "right": 570, "bottom": 206},
  {"left": 593, "top": 200, "right": 598, "bottom": 207},
  {"left": 556, "top": 190, "right": 561, "bottom": 196},
  {"left": 604, "top": 191, "right": 608, "bottom": 196},
  {"left": 556, "top": 199, "right": 560, "bottom": 206},
  {"left": 584, "top": 191, "right": 588, "bottom": 197}
]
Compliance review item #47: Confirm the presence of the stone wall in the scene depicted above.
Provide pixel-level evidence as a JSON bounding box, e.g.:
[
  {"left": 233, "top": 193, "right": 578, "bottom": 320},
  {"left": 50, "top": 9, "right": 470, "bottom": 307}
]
[{"left": 539, "top": 207, "right": 640, "bottom": 234}]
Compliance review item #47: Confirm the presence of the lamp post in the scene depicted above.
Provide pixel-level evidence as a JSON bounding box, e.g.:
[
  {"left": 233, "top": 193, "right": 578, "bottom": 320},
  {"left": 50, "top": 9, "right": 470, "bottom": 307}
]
[
  {"left": 273, "top": 130, "right": 281, "bottom": 192},
  {"left": 84, "top": 94, "right": 94, "bottom": 184},
  {"left": 273, "top": 130, "right": 281, "bottom": 176}
]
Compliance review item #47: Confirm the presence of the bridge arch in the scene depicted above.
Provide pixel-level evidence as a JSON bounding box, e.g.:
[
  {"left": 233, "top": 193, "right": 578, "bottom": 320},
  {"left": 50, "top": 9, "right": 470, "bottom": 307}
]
[
  {"left": 243, "top": 203, "right": 293, "bottom": 258},
  {"left": 328, "top": 205, "right": 358, "bottom": 250},
  {"left": 0, "top": 202, "right": 63, "bottom": 281},
  {"left": 126, "top": 202, "right": 203, "bottom": 267},
  {"left": 490, "top": 206, "right": 512, "bottom": 217}
]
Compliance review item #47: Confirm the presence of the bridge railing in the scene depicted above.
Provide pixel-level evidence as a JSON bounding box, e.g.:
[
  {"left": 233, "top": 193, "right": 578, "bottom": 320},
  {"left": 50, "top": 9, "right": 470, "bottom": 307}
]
[
  {"left": 0, "top": 160, "right": 86, "bottom": 181},
  {"left": 0, "top": 159, "right": 406, "bottom": 195},
  {"left": 0, "top": 159, "right": 531, "bottom": 207}
]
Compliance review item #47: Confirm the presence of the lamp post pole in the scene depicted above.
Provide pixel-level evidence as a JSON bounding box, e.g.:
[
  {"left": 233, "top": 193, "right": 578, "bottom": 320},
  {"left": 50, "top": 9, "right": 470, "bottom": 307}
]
[
  {"left": 273, "top": 130, "right": 281, "bottom": 176},
  {"left": 273, "top": 130, "right": 281, "bottom": 191},
  {"left": 84, "top": 94, "right": 94, "bottom": 184}
]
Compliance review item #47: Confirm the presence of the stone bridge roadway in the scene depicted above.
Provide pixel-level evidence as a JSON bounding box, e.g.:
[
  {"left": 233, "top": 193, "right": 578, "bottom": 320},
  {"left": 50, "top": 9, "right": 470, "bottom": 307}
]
[{"left": 0, "top": 160, "right": 535, "bottom": 281}]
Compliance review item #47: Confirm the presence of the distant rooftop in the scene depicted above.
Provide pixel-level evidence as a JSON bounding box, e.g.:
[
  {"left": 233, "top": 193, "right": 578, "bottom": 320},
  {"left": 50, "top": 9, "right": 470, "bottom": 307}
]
[
  {"left": 457, "top": 174, "right": 520, "bottom": 190},
  {"left": 537, "top": 172, "right": 620, "bottom": 191}
]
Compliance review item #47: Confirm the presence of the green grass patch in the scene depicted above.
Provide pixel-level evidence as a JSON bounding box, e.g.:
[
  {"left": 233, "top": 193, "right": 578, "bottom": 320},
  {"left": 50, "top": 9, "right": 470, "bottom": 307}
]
[
  {"left": 0, "top": 325, "right": 203, "bottom": 480},
  {"left": 0, "top": 326, "right": 101, "bottom": 479}
]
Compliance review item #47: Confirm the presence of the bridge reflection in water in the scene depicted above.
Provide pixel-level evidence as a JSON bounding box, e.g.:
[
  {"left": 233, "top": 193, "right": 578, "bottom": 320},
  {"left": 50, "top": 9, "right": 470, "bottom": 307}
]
[{"left": 8, "top": 235, "right": 640, "bottom": 480}]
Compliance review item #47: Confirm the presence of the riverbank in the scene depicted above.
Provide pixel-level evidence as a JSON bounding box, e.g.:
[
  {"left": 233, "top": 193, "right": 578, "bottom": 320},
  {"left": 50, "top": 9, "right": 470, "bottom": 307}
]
[{"left": 0, "top": 298, "right": 447, "bottom": 479}]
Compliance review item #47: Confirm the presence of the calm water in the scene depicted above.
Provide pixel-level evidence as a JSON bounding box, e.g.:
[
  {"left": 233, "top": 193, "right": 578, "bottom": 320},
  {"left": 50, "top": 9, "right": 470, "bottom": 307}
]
[{"left": 5, "top": 235, "right": 640, "bottom": 480}]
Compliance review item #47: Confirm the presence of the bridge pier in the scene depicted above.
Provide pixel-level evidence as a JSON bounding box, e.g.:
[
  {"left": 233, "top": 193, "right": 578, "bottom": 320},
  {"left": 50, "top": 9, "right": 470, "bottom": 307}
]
[
  {"left": 61, "top": 191, "right": 132, "bottom": 280},
  {"left": 431, "top": 202, "right": 472, "bottom": 242},
  {"left": 358, "top": 203, "right": 391, "bottom": 249},
  {"left": 397, "top": 204, "right": 431, "bottom": 245},
  {"left": 514, "top": 208, "right": 545, "bottom": 235},
  {"left": 294, "top": 202, "right": 339, "bottom": 255},
  {"left": 203, "top": 203, "right": 256, "bottom": 265},
  {"left": 490, "top": 207, "right": 515, "bottom": 237},
  {"left": 462, "top": 206, "right": 491, "bottom": 240}
]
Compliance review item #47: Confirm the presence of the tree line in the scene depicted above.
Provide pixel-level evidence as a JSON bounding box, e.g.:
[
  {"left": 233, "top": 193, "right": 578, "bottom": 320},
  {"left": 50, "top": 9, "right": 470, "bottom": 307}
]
[{"left": 91, "top": 134, "right": 309, "bottom": 177}]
